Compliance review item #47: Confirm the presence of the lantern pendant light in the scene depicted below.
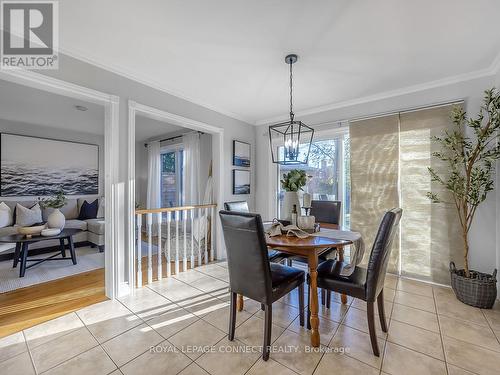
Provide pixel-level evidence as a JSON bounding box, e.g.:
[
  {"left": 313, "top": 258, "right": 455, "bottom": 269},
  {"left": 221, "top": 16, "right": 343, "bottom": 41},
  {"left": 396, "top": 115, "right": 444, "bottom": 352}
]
[{"left": 269, "top": 54, "right": 314, "bottom": 165}]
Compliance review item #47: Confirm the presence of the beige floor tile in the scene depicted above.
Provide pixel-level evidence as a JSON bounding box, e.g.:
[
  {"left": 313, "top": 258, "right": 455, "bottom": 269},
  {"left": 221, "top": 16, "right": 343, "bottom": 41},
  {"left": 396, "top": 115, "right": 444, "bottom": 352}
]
[
  {"left": 314, "top": 352, "right": 379, "bottom": 375},
  {"left": 439, "top": 315, "right": 500, "bottom": 352},
  {"left": 148, "top": 277, "right": 206, "bottom": 303},
  {"left": 391, "top": 303, "right": 439, "bottom": 332},
  {"left": 394, "top": 290, "right": 436, "bottom": 313},
  {"left": 195, "top": 264, "right": 230, "bottom": 282},
  {"left": 0, "top": 351, "right": 35, "bottom": 375},
  {"left": 178, "top": 362, "right": 210, "bottom": 375},
  {"left": 77, "top": 299, "right": 143, "bottom": 343},
  {"left": 287, "top": 315, "right": 338, "bottom": 346},
  {"left": 397, "top": 278, "right": 434, "bottom": 297},
  {"left": 435, "top": 294, "right": 488, "bottom": 326},
  {"left": 173, "top": 269, "right": 207, "bottom": 283},
  {"left": 120, "top": 340, "right": 191, "bottom": 375},
  {"left": 327, "top": 291, "right": 354, "bottom": 305},
  {"left": 316, "top": 301, "right": 349, "bottom": 323},
  {"left": 189, "top": 275, "right": 228, "bottom": 294},
  {"left": 201, "top": 304, "right": 252, "bottom": 333},
  {"left": 350, "top": 298, "right": 393, "bottom": 319},
  {"left": 387, "top": 320, "right": 444, "bottom": 360},
  {"left": 482, "top": 305, "right": 500, "bottom": 331},
  {"left": 146, "top": 305, "right": 199, "bottom": 339},
  {"left": 118, "top": 287, "right": 178, "bottom": 321},
  {"left": 0, "top": 331, "right": 27, "bottom": 362},
  {"left": 246, "top": 358, "right": 297, "bottom": 375},
  {"left": 178, "top": 291, "right": 229, "bottom": 318},
  {"left": 342, "top": 306, "right": 387, "bottom": 339},
  {"left": 330, "top": 324, "right": 384, "bottom": 369},
  {"left": 233, "top": 316, "right": 285, "bottom": 348},
  {"left": 272, "top": 330, "right": 325, "bottom": 375},
  {"left": 24, "top": 312, "right": 84, "bottom": 348},
  {"left": 382, "top": 287, "right": 396, "bottom": 302},
  {"left": 102, "top": 323, "right": 164, "bottom": 367},
  {"left": 196, "top": 338, "right": 260, "bottom": 375},
  {"left": 382, "top": 342, "right": 447, "bottom": 375},
  {"left": 447, "top": 364, "right": 478, "bottom": 375},
  {"left": 384, "top": 274, "right": 398, "bottom": 290},
  {"left": 255, "top": 301, "right": 300, "bottom": 328},
  {"left": 432, "top": 285, "right": 455, "bottom": 299},
  {"left": 278, "top": 288, "right": 306, "bottom": 308},
  {"left": 168, "top": 319, "right": 225, "bottom": 360},
  {"left": 43, "top": 346, "right": 117, "bottom": 375},
  {"left": 30, "top": 327, "right": 98, "bottom": 373},
  {"left": 443, "top": 335, "right": 500, "bottom": 375}
]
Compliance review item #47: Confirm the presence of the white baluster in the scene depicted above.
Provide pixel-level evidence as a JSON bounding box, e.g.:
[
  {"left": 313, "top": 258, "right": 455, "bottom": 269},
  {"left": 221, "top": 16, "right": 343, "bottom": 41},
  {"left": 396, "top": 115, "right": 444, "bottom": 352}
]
[
  {"left": 175, "top": 211, "right": 179, "bottom": 275},
  {"left": 166, "top": 211, "right": 171, "bottom": 277},
  {"left": 190, "top": 209, "right": 194, "bottom": 268},
  {"left": 210, "top": 206, "right": 215, "bottom": 262},
  {"left": 147, "top": 213, "right": 153, "bottom": 284},
  {"left": 157, "top": 212, "right": 162, "bottom": 280},
  {"left": 136, "top": 214, "right": 142, "bottom": 287},
  {"left": 204, "top": 207, "right": 208, "bottom": 264},
  {"left": 183, "top": 209, "right": 187, "bottom": 272},
  {"left": 197, "top": 208, "right": 202, "bottom": 266}
]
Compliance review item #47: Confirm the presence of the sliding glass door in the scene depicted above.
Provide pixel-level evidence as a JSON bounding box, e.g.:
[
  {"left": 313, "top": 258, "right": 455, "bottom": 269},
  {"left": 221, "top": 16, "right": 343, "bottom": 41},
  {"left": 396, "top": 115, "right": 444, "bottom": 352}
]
[{"left": 277, "top": 129, "right": 350, "bottom": 226}]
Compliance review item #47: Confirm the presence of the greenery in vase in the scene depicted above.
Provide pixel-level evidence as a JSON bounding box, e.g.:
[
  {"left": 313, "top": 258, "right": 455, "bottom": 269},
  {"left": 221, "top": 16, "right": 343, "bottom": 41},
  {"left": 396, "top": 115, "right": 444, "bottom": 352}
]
[
  {"left": 427, "top": 88, "right": 500, "bottom": 277},
  {"left": 38, "top": 189, "right": 67, "bottom": 209},
  {"left": 280, "top": 169, "right": 308, "bottom": 192}
]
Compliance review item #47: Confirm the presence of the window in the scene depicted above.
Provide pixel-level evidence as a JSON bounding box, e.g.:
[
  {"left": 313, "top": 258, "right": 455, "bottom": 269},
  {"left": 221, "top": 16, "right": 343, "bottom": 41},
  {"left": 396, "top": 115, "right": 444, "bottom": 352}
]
[
  {"left": 161, "top": 148, "right": 184, "bottom": 207},
  {"left": 278, "top": 130, "right": 350, "bottom": 226}
]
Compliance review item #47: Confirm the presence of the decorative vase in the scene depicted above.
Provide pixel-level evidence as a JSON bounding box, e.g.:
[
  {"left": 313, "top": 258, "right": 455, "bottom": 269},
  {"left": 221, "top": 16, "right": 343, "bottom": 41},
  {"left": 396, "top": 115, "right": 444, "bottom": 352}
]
[
  {"left": 281, "top": 191, "right": 301, "bottom": 221},
  {"left": 47, "top": 208, "right": 65, "bottom": 229}
]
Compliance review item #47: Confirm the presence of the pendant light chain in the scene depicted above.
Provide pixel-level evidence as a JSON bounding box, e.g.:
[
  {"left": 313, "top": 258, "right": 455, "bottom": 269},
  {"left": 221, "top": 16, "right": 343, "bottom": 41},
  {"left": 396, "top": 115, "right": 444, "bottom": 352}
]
[{"left": 289, "top": 60, "right": 294, "bottom": 122}]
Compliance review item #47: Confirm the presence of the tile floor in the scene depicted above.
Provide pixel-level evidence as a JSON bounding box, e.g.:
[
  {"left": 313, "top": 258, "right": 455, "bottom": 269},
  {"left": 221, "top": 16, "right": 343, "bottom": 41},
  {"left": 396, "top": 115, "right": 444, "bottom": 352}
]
[{"left": 2, "top": 261, "right": 500, "bottom": 375}]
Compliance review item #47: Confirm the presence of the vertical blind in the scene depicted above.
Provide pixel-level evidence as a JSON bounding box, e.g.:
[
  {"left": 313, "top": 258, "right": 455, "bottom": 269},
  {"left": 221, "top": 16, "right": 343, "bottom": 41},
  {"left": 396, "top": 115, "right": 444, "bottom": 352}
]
[{"left": 349, "top": 104, "right": 462, "bottom": 284}]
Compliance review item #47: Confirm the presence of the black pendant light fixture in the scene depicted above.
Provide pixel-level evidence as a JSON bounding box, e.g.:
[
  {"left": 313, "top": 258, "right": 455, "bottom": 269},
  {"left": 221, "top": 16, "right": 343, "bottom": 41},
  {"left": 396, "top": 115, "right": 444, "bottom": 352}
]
[{"left": 269, "top": 54, "right": 314, "bottom": 165}]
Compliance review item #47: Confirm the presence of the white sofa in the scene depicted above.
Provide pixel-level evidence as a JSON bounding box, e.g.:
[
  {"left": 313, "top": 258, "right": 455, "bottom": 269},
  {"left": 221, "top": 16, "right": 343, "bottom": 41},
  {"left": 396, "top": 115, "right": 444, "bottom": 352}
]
[{"left": 0, "top": 197, "right": 105, "bottom": 256}]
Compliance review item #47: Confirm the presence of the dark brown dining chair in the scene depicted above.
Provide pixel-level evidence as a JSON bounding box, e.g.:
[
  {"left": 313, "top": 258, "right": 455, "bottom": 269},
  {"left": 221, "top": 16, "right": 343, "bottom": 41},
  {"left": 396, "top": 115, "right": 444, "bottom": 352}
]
[
  {"left": 219, "top": 210, "right": 305, "bottom": 361},
  {"left": 307, "top": 208, "right": 402, "bottom": 356},
  {"left": 224, "top": 201, "right": 289, "bottom": 264}
]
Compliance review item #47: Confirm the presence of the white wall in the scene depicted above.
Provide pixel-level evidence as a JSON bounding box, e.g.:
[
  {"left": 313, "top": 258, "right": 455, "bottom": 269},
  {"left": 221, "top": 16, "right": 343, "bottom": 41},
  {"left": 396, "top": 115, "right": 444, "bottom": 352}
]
[
  {"left": 0, "top": 118, "right": 105, "bottom": 199},
  {"left": 255, "top": 74, "right": 498, "bottom": 279}
]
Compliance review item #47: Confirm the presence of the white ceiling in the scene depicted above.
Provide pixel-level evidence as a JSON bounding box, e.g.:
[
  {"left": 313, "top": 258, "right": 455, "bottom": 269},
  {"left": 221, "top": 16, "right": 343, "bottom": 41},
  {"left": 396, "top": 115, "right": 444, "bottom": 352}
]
[
  {"left": 135, "top": 114, "right": 186, "bottom": 142},
  {"left": 0, "top": 79, "right": 104, "bottom": 133},
  {"left": 59, "top": 0, "right": 500, "bottom": 124}
]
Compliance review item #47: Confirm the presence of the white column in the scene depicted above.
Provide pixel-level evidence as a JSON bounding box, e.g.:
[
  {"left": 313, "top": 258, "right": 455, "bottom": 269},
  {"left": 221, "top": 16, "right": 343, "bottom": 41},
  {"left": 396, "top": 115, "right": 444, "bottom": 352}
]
[
  {"left": 147, "top": 213, "right": 153, "bottom": 285},
  {"left": 157, "top": 212, "right": 162, "bottom": 280},
  {"left": 166, "top": 211, "right": 171, "bottom": 277}
]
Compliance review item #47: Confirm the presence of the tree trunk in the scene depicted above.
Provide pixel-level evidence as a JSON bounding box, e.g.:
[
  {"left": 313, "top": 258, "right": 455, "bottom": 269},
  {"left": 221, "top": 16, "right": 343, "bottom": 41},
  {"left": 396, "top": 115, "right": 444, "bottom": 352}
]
[{"left": 462, "top": 228, "right": 470, "bottom": 278}]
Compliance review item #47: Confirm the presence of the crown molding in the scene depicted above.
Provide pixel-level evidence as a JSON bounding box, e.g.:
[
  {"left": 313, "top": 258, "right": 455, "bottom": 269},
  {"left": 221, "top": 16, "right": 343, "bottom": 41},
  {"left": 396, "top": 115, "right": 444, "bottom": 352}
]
[
  {"left": 58, "top": 46, "right": 254, "bottom": 125},
  {"left": 255, "top": 52, "right": 500, "bottom": 126}
]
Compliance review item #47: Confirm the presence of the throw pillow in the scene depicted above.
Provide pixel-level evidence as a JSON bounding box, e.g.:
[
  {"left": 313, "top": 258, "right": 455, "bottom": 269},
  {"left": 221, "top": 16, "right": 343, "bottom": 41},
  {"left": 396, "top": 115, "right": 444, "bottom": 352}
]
[
  {"left": 0, "top": 202, "right": 13, "bottom": 228},
  {"left": 16, "top": 203, "right": 43, "bottom": 227},
  {"left": 78, "top": 199, "right": 99, "bottom": 220}
]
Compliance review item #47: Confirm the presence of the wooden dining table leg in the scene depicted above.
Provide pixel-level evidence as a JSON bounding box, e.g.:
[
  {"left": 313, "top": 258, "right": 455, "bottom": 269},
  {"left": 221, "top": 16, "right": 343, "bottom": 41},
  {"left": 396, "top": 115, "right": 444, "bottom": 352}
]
[
  {"left": 308, "top": 252, "right": 320, "bottom": 347},
  {"left": 338, "top": 247, "right": 348, "bottom": 305},
  {"left": 237, "top": 294, "right": 244, "bottom": 312}
]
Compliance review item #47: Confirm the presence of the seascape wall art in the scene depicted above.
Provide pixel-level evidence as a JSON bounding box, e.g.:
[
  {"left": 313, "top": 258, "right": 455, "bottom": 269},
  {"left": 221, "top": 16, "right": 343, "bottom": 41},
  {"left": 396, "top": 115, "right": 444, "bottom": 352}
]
[
  {"left": 233, "top": 140, "right": 250, "bottom": 167},
  {"left": 1, "top": 133, "right": 99, "bottom": 196},
  {"left": 233, "top": 169, "right": 250, "bottom": 195}
]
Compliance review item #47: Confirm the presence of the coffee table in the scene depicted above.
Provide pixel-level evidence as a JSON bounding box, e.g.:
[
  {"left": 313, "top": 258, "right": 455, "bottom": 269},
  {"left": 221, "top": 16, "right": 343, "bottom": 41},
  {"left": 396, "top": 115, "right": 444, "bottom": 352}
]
[{"left": 0, "top": 228, "right": 83, "bottom": 277}]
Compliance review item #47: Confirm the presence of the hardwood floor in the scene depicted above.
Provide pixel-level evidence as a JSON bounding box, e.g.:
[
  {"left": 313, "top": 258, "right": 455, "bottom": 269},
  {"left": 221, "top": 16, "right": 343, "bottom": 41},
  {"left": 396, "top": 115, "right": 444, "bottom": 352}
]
[{"left": 0, "top": 268, "right": 107, "bottom": 338}]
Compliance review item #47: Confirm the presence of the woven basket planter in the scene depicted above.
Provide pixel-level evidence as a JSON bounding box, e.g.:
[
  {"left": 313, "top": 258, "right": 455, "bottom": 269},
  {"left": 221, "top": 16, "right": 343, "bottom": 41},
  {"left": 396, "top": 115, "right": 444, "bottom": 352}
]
[{"left": 450, "top": 262, "right": 497, "bottom": 309}]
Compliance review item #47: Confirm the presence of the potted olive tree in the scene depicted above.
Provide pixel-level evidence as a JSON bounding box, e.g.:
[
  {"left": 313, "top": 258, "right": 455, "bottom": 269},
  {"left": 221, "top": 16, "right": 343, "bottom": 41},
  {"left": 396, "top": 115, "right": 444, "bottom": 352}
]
[
  {"left": 428, "top": 88, "right": 500, "bottom": 308},
  {"left": 280, "top": 169, "right": 307, "bottom": 221}
]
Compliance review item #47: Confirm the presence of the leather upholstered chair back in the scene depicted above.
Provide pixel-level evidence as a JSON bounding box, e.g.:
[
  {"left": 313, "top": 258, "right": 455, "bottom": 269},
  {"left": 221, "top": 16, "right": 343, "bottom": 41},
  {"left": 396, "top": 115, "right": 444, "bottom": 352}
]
[
  {"left": 310, "top": 200, "right": 341, "bottom": 225},
  {"left": 219, "top": 210, "right": 272, "bottom": 304},
  {"left": 365, "top": 208, "right": 402, "bottom": 301},
  {"left": 224, "top": 201, "right": 249, "bottom": 213}
]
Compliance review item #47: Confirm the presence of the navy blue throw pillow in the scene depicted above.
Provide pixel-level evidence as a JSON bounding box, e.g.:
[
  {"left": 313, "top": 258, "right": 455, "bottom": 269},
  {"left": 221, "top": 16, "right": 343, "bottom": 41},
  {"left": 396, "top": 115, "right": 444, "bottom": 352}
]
[{"left": 78, "top": 199, "right": 99, "bottom": 220}]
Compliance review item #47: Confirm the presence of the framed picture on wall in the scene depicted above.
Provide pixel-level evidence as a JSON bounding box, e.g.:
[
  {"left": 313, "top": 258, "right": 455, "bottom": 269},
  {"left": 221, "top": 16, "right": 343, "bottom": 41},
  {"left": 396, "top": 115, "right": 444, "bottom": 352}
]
[
  {"left": 0, "top": 133, "right": 99, "bottom": 196},
  {"left": 233, "top": 169, "right": 250, "bottom": 195},
  {"left": 233, "top": 140, "right": 250, "bottom": 167}
]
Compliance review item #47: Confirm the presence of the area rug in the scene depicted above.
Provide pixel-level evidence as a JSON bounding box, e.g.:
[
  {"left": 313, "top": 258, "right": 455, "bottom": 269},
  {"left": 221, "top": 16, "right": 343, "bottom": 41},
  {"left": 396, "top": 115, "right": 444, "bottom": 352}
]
[{"left": 0, "top": 246, "right": 104, "bottom": 293}]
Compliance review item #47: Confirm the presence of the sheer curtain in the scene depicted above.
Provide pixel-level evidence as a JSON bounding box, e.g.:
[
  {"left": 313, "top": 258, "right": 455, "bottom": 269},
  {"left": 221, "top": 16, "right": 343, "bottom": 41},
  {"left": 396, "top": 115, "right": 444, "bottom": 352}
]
[
  {"left": 183, "top": 132, "right": 200, "bottom": 205},
  {"left": 146, "top": 140, "right": 161, "bottom": 209}
]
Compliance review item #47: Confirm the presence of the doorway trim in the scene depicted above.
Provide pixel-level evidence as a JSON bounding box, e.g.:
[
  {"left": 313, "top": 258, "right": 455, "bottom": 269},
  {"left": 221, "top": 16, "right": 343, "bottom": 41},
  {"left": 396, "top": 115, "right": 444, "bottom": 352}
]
[
  {"left": 127, "top": 100, "right": 225, "bottom": 288},
  {"left": 0, "top": 69, "right": 120, "bottom": 299}
]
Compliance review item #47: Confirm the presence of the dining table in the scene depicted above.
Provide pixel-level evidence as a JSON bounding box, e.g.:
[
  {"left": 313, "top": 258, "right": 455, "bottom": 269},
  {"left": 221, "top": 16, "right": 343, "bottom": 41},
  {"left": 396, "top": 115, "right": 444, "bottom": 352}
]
[{"left": 236, "top": 224, "right": 354, "bottom": 347}]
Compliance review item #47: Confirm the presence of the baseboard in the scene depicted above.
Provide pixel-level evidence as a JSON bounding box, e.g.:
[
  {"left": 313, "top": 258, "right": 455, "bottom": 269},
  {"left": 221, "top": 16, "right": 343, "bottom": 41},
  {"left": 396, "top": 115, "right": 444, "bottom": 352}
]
[{"left": 0, "top": 241, "right": 96, "bottom": 262}]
